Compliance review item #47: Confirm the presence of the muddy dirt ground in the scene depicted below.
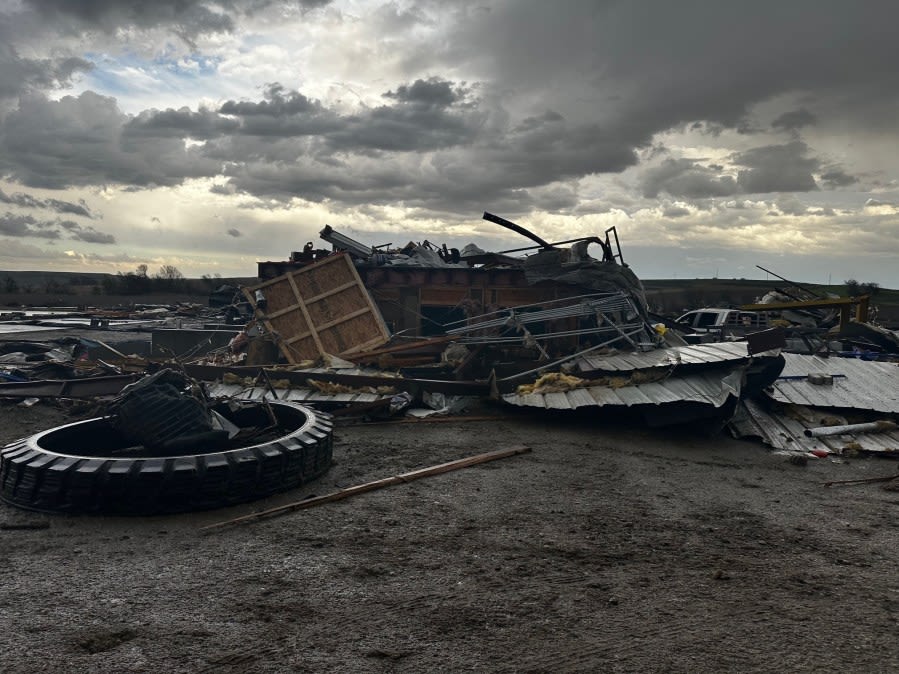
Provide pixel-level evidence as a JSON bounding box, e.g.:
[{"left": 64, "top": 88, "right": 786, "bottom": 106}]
[{"left": 1, "top": 402, "right": 898, "bottom": 673}]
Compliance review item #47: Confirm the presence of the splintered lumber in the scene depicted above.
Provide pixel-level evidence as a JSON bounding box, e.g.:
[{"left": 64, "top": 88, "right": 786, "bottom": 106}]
[
  {"left": 347, "top": 335, "right": 456, "bottom": 362},
  {"left": 201, "top": 445, "right": 531, "bottom": 531},
  {"left": 823, "top": 474, "right": 899, "bottom": 488}
]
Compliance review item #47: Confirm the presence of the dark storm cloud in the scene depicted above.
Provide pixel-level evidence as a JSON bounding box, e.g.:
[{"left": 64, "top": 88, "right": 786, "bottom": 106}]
[
  {"left": 0, "top": 212, "right": 114, "bottom": 242},
  {"left": 9, "top": 1, "right": 331, "bottom": 58},
  {"left": 0, "top": 189, "right": 94, "bottom": 218},
  {"left": 0, "top": 92, "right": 219, "bottom": 189},
  {"left": 774, "top": 197, "right": 808, "bottom": 216},
  {"left": 212, "top": 79, "right": 484, "bottom": 158},
  {"left": 819, "top": 169, "right": 858, "bottom": 189},
  {"left": 531, "top": 185, "right": 579, "bottom": 212},
  {"left": 215, "top": 100, "right": 637, "bottom": 211},
  {"left": 734, "top": 142, "right": 819, "bottom": 194},
  {"left": 21, "top": 1, "right": 235, "bottom": 37},
  {"left": 69, "top": 225, "right": 116, "bottom": 243},
  {"left": 218, "top": 85, "right": 341, "bottom": 137},
  {"left": 663, "top": 205, "right": 690, "bottom": 218},
  {"left": 441, "top": 1, "right": 899, "bottom": 145},
  {"left": 643, "top": 143, "right": 836, "bottom": 198},
  {"left": 126, "top": 107, "right": 240, "bottom": 140},
  {"left": 383, "top": 77, "right": 460, "bottom": 107},
  {"left": 217, "top": 79, "right": 481, "bottom": 152},
  {"left": 321, "top": 77, "right": 479, "bottom": 152},
  {"left": 1, "top": 0, "right": 892, "bottom": 220},
  {"left": 642, "top": 159, "right": 739, "bottom": 199},
  {"left": 772, "top": 108, "right": 817, "bottom": 131},
  {"left": 0, "top": 213, "right": 59, "bottom": 239},
  {"left": 0, "top": 44, "right": 92, "bottom": 99}
]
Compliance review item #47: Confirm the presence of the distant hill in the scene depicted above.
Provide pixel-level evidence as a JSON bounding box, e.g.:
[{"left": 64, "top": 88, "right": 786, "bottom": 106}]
[
  {"left": 0, "top": 270, "right": 255, "bottom": 290},
  {"left": 641, "top": 278, "right": 899, "bottom": 324},
  {"left": 0, "top": 270, "right": 112, "bottom": 289},
  {"left": 0, "top": 270, "right": 896, "bottom": 325},
  {"left": 0, "top": 270, "right": 257, "bottom": 308}
]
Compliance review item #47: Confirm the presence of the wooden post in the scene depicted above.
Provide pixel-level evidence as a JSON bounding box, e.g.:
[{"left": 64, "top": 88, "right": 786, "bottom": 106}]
[{"left": 201, "top": 445, "right": 531, "bottom": 531}]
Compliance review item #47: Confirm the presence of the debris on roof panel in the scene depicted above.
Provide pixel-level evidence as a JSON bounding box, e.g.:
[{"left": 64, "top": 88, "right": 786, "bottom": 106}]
[
  {"left": 766, "top": 353, "right": 899, "bottom": 413},
  {"left": 730, "top": 398, "right": 899, "bottom": 458},
  {"left": 501, "top": 365, "right": 745, "bottom": 427}
]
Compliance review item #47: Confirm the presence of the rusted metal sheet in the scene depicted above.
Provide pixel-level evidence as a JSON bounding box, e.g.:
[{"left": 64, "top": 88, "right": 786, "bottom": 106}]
[{"left": 245, "top": 253, "right": 391, "bottom": 363}]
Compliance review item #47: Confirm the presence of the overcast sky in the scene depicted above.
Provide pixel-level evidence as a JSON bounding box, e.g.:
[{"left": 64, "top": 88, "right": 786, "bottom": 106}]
[{"left": 0, "top": 0, "right": 897, "bottom": 286}]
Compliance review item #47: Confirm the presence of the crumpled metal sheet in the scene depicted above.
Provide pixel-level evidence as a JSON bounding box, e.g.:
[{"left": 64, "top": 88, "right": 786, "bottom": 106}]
[
  {"left": 573, "top": 341, "right": 751, "bottom": 374},
  {"left": 502, "top": 367, "right": 744, "bottom": 410},
  {"left": 730, "top": 398, "right": 899, "bottom": 456},
  {"left": 766, "top": 353, "right": 899, "bottom": 413}
]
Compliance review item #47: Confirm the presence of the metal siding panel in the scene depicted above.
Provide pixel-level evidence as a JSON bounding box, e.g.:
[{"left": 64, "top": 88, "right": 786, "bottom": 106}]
[
  {"left": 566, "top": 388, "right": 598, "bottom": 409},
  {"left": 576, "top": 341, "right": 749, "bottom": 373},
  {"left": 635, "top": 382, "right": 683, "bottom": 404},
  {"left": 606, "top": 386, "right": 655, "bottom": 406},
  {"left": 731, "top": 400, "right": 899, "bottom": 456},
  {"left": 587, "top": 387, "right": 626, "bottom": 406},
  {"left": 543, "top": 392, "right": 574, "bottom": 409},
  {"left": 770, "top": 354, "right": 899, "bottom": 413}
]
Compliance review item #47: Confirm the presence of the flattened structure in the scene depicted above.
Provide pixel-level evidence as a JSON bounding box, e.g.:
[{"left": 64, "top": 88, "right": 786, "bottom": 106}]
[
  {"left": 767, "top": 354, "right": 899, "bottom": 413},
  {"left": 573, "top": 341, "right": 751, "bottom": 375},
  {"left": 502, "top": 367, "right": 744, "bottom": 412},
  {"left": 730, "top": 398, "right": 899, "bottom": 456}
]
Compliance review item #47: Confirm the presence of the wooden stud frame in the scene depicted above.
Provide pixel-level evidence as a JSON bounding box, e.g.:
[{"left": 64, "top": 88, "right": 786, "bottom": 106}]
[{"left": 244, "top": 253, "right": 391, "bottom": 363}]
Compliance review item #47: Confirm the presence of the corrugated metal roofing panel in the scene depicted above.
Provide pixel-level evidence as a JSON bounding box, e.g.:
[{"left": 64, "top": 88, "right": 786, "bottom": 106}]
[
  {"left": 543, "top": 391, "right": 573, "bottom": 410},
  {"left": 767, "top": 354, "right": 899, "bottom": 413},
  {"left": 575, "top": 341, "right": 749, "bottom": 373},
  {"left": 518, "top": 392, "right": 547, "bottom": 408},
  {"left": 730, "top": 399, "right": 899, "bottom": 456},
  {"left": 565, "top": 388, "right": 597, "bottom": 409},
  {"left": 283, "top": 389, "right": 314, "bottom": 401},
  {"left": 503, "top": 367, "right": 743, "bottom": 410},
  {"left": 634, "top": 381, "right": 684, "bottom": 404},
  {"left": 588, "top": 386, "right": 627, "bottom": 406},
  {"left": 609, "top": 385, "right": 655, "bottom": 406}
]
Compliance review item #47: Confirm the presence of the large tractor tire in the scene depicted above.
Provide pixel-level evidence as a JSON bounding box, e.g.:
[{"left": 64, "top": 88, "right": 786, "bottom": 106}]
[{"left": 0, "top": 400, "right": 332, "bottom": 515}]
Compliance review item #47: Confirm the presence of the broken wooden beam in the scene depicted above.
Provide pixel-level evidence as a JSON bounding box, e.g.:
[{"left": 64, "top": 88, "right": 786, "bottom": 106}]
[{"left": 201, "top": 445, "right": 531, "bottom": 531}]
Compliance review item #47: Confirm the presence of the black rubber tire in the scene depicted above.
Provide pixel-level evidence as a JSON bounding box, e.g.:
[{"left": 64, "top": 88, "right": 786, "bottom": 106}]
[{"left": 0, "top": 401, "right": 333, "bottom": 515}]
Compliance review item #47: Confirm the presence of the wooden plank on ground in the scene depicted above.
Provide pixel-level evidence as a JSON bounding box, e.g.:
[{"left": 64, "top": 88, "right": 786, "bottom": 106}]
[{"left": 201, "top": 445, "right": 531, "bottom": 531}]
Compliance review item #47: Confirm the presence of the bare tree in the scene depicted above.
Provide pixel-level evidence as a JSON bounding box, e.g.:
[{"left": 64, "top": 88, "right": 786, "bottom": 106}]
[{"left": 156, "top": 265, "right": 184, "bottom": 280}]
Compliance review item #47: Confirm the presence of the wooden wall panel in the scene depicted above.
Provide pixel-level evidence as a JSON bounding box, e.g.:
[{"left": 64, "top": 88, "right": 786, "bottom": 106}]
[{"left": 245, "top": 253, "right": 390, "bottom": 363}]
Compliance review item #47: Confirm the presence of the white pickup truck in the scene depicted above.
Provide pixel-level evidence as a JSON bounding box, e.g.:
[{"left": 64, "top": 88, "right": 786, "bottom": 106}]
[{"left": 675, "top": 308, "right": 770, "bottom": 342}]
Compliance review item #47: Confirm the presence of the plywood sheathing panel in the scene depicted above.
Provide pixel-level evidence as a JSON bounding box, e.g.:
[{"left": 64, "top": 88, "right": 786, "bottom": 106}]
[{"left": 245, "top": 253, "right": 391, "bottom": 363}]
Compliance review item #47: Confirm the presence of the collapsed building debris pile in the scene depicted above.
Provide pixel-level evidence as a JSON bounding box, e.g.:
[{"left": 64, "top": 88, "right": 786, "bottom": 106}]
[
  {"left": 2, "top": 210, "right": 899, "bottom": 519},
  {"left": 729, "top": 353, "right": 899, "bottom": 458},
  {"left": 674, "top": 263, "right": 899, "bottom": 358}
]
